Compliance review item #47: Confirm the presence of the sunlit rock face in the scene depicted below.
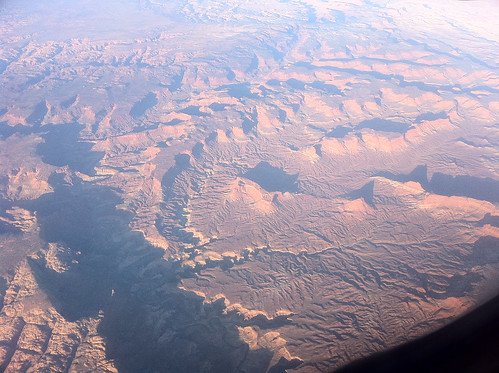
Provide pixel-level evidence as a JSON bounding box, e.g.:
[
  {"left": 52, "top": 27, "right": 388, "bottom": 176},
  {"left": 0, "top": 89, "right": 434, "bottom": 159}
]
[{"left": 0, "top": 0, "right": 498, "bottom": 372}]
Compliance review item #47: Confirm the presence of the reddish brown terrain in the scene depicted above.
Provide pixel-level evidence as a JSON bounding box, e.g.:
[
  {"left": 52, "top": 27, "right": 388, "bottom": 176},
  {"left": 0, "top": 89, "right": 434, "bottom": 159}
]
[{"left": 0, "top": 0, "right": 498, "bottom": 372}]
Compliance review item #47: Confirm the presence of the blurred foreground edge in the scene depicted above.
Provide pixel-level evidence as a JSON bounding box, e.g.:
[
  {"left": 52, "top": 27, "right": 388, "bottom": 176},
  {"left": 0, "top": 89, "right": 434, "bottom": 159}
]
[{"left": 332, "top": 292, "right": 499, "bottom": 373}]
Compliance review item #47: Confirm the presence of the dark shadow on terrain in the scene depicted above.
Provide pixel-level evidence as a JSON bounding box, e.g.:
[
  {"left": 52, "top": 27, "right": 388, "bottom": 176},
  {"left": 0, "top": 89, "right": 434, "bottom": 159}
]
[
  {"left": 332, "top": 290, "right": 499, "bottom": 373},
  {"left": 242, "top": 162, "right": 299, "bottom": 193},
  {"left": 216, "top": 83, "right": 257, "bottom": 99},
  {"left": 429, "top": 173, "right": 499, "bottom": 203},
  {"left": 157, "top": 153, "right": 199, "bottom": 245},
  {"left": 36, "top": 123, "right": 104, "bottom": 175},
  {"left": 206, "top": 131, "right": 219, "bottom": 143},
  {"left": 404, "top": 37, "right": 496, "bottom": 71},
  {"left": 91, "top": 109, "right": 108, "bottom": 133},
  {"left": 346, "top": 181, "right": 375, "bottom": 207},
  {"left": 161, "top": 153, "right": 191, "bottom": 200},
  {"left": 102, "top": 289, "right": 276, "bottom": 373},
  {"left": 225, "top": 68, "right": 236, "bottom": 81},
  {"left": 129, "top": 92, "right": 158, "bottom": 118},
  {"left": 457, "top": 137, "right": 491, "bottom": 148},
  {"left": 295, "top": 61, "right": 499, "bottom": 95},
  {"left": 376, "top": 165, "right": 499, "bottom": 203},
  {"left": 26, "top": 72, "right": 48, "bottom": 86},
  {"left": 209, "top": 103, "right": 231, "bottom": 111},
  {"left": 266, "top": 79, "right": 281, "bottom": 87},
  {"left": 246, "top": 54, "right": 259, "bottom": 73},
  {"left": 326, "top": 126, "right": 351, "bottom": 138},
  {"left": 286, "top": 78, "right": 306, "bottom": 90},
  {"left": 465, "top": 236, "right": 499, "bottom": 266},
  {"left": 0, "top": 219, "right": 19, "bottom": 235},
  {"left": 303, "top": 112, "right": 443, "bottom": 140},
  {"left": 356, "top": 118, "right": 412, "bottom": 134},
  {"left": 0, "top": 60, "right": 8, "bottom": 75},
  {"left": 180, "top": 105, "right": 209, "bottom": 117},
  {"left": 132, "top": 119, "right": 184, "bottom": 133},
  {"left": 311, "top": 117, "right": 413, "bottom": 140},
  {"left": 0, "top": 119, "right": 103, "bottom": 175},
  {"left": 268, "top": 78, "right": 342, "bottom": 96},
  {"left": 478, "top": 214, "right": 499, "bottom": 228},
  {"left": 241, "top": 109, "right": 258, "bottom": 134},
  {"left": 310, "top": 81, "right": 343, "bottom": 95},
  {"left": 257, "top": 84, "right": 273, "bottom": 97},
  {"left": 169, "top": 70, "right": 185, "bottom": 92},
  {"left": 277, "top": 108, "right": 287, "bottom": 122},
  {"left": 23, "top": 176, "right": 132, "bottom": 320},
  {"left": 414, "top": 111, "right": 448, "bottom": 123},
  {"left": 192, "top": 142, "right": 204, "bottom": 158},
  {"left": 61, "top": 95, "right": 77, "bottom": 109},
  {"left": 26, "top": 101, "right": 48, "bottom": 125},
  {"left": 21, "top": 170, "right": 282, "bottom": 372},
  {"left": 376, "top": 165, "right": 429, "bottom": 188},
  {"left": 427, "top": 272, "right": 481, "bottom": 299},
  {"left": 268, "top": 357, "right": 303, "bottom": 373},
  {"left": 0, "top": 276, "right": 7, "bottom": 310},
  {"left": 314, "top": 144, "right": 322, "bottom": 157},
  {"left": 0, "top": 122, "right": 35, "bottom": 138}
]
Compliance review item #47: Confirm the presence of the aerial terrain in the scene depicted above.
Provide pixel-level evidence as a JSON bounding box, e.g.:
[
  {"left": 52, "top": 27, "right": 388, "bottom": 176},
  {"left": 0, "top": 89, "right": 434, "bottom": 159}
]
[{"left": 0, "top": 0, "right": 498, "bottom": 371}]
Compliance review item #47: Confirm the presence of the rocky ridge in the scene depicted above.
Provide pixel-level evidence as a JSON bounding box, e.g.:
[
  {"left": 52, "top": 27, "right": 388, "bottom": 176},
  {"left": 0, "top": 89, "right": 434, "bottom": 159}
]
[{"left": 0, "top": 0, "right": 499, "bottom": 372}]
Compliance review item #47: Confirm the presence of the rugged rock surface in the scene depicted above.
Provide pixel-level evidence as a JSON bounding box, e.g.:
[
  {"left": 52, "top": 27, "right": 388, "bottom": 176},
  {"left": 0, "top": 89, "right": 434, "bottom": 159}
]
[{"left": 0, "top": 0, "right": 498, "bottom": 372}]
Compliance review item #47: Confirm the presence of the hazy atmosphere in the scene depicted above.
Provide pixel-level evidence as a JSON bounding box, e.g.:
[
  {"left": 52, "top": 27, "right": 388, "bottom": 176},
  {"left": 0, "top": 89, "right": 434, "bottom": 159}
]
[{"left": 0, "top": 0, "right": 498, "bottom": 372}]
